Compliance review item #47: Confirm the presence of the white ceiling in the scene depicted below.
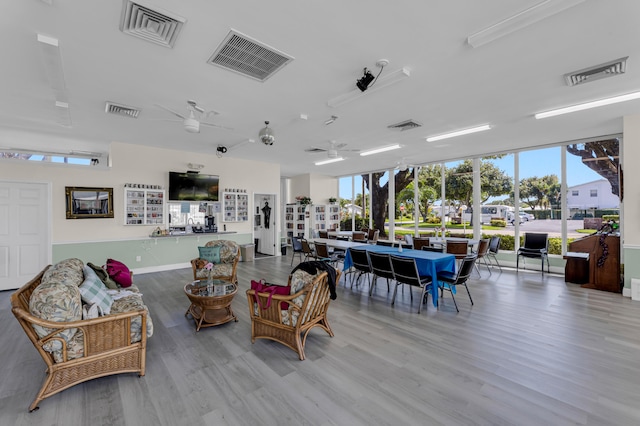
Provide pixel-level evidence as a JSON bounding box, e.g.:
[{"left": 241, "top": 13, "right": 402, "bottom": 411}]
[{"left": 2, "top": 0, "right": 639, "bottom": 177}]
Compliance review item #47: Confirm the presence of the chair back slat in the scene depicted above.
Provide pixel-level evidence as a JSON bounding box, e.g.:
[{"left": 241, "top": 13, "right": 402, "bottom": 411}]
[
  {"left": 389, "top": 255, "right": 421, "bottom": 287},
  {"left": 376, "top": 240, "right": 394, "bottom": 247},
  {"left": 489, "top": 236, "right": 501, "bottom": 254},
  {"left": 523, "top": 233, "right": 548, "bottom": 250},
  {"left": 413, "top": 237, "right": 430, "bottom": 250},
  {"left": 315, "top": 242, "right": 330, "bottom": 258},
  {"left": 456, "top": 254, "right": 478, "bottom": 282},
  {"left": 476, "top": 239, "right": 490, "bottom": 257},
  {"left": 352, "top": 231, "right": 367, "bottom": 242},
  {"left": 368, "top": 252, "right": 394, "bottom": 280},
  {"left": 350, "top": 248, "right": 372, "bottom": 273},
  {"left": 446, "top": 241, "right": 469, "bottom": 258}
]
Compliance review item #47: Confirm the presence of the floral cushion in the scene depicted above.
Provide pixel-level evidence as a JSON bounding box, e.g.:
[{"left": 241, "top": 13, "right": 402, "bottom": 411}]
[
  {"left": 110, "top": 293, "right": 154, "bottom": 342},
  {"left": 194, "top": 263, "right": 232, "bottom": 280},
  {"left": 203, "top": 240, "right": 239, "bottom": 264},
  {"left": 282, "top": 270, "right": 317, "bottom": 327},
  {"left": 29, "top": 281, "right": 83, "bottom": 354},
  {"left": 28, "top": 258, "right": 152, "bottom": 364},
  {"left": 41, "top": 258, "right": 84, "bottom": 287}
]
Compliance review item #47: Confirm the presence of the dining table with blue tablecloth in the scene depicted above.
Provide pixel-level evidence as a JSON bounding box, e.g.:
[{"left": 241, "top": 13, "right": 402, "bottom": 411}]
[{"left": 342, "top": 245, "right": 456, "bottom": 307}]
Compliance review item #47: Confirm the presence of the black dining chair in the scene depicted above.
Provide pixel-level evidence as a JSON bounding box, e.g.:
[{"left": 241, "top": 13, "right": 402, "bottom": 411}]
[
  {"left": 486, "top": 236, "right": 502, "bottom": 272},
  {"left": 348, "top": 247, "right": 373, "bottom": 289},
  {"left": 472, "top": 238, "right": 491, "bottom": 277},
  {"left": 517, "top": 233, "right": 549, "bottom": 275},
  {"left": 313, "top": 241, "right": 340, "bottom": 267},
  {"left": 291, "top": 236, "right": 304, "bottom": 266},
  {"left": 436, "top": 254, "right": 477, "bottom": 312},
  {"left": 421, "top": 246, "right": 444, "bottom": 253},
  {"left": 301, "top": 239, "right": 316, "bottom": 262},
  {"left": 389, "top": 254, "right": 433, "bottom": 313},
  {"left": 376, "top": 240, "right": 394, "bottom": 247},
  {"left": 367, "top": 251, "right": 394, "bottom": 296}
]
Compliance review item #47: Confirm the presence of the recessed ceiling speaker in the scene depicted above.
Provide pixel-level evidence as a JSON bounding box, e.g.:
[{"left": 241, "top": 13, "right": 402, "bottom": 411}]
[{"left": 259, "top": 121, "right": 275, "bottom": 145}]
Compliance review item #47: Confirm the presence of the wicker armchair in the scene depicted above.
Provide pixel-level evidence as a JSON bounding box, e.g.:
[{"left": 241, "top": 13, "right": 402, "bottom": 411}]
[
  {"left": 11, "top": 266, "right": 148, "bottom": 411},
  {"left": 246, "top": 270, "right": 340, "bottom": 360},
  {"left": 191, "top": 240, "right": 240, "bottom": 283}
]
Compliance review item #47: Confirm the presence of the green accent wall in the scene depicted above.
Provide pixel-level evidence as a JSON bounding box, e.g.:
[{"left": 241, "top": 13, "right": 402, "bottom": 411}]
[
  {"left": 623, "top": 247, "right": 639, "bottom": 289},
  {"left": 53, "top": 233, "right": 252, "bottom": 270}
]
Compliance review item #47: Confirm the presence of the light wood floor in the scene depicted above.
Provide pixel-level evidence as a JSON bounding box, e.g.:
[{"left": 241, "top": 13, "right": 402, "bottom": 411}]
[{"left": 2, "top": 256, "right": 640, "bottom": 426}]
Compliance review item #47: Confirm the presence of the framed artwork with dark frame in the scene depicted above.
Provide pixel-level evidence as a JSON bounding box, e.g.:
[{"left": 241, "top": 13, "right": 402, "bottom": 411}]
[{"left": 65, "top": 186, "right": 114, "bottom": 219}]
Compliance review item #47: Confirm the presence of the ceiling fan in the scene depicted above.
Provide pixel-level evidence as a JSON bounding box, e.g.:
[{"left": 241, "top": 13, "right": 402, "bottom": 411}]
[
  {"left": 394, "top": 158, "right": 419, "bottom": 171},
  {"left": 305, "top": 140, "right": 360, "bottom": 159},
  {"left": 154, "top": 100, "right": 232, "bottom": 133}
]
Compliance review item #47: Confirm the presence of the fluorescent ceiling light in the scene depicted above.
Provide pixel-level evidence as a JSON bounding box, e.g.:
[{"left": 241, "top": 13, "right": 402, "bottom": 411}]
[
  {"left": 315, "top": 157, "right": 344, "bottom": 166},
  {"left": 467, "top": 0, "right": 586, "bottom": 48},
  {"left": 535, "top": 91, "right": 640, "bottom": 119},
  {"left": 359, "top": 144, "right": 402, "bottom": 156},
  {"left": 328, "top": 68, "right": 410, "bottom": 108},
  {"left": 426, "top": 125, "right": 492, "bottom": 142}
]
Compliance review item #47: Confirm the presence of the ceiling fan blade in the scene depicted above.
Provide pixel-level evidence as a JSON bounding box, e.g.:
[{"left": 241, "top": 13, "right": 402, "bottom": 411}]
[
  {"left": 200, "top": 122, "right": 233, "bottom": 131},
  {"left": 155, "top": 104, "right": 186, "bottom": 119},
  {"left": 305, "top": 147, "right": 328, "bottom": 153}
]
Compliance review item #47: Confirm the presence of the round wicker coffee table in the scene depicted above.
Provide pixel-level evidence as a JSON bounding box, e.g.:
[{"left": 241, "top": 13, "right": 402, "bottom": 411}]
[{"left": 184, "top": 279, "right": 238, "bottom": 331}]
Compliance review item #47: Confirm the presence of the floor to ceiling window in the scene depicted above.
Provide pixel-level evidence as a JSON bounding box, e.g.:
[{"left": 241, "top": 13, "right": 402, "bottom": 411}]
[
  {"left": 337, "top": 135, "right": 621, "bottom": 259},
  {"left": 367, "top": 171, "right": 390, "bottom": 236},
  {"left": 565, "top": 137, "right": 621, "bottom": 252}
]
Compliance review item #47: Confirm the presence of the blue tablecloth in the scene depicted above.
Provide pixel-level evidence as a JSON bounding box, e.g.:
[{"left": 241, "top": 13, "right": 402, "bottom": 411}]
[{"left": 343, "top": 245, "right": 456, "bottom": 307}]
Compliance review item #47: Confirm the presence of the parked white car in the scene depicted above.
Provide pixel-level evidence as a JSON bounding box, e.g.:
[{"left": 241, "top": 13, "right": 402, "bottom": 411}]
[{"left": 520, "top": 211, "right": 535, "bottom": 221}]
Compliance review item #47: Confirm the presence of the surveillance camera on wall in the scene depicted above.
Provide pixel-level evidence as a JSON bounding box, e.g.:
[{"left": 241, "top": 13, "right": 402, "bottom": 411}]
[{"left": 216, "top": 145, "right": 228, "bottom": 154}]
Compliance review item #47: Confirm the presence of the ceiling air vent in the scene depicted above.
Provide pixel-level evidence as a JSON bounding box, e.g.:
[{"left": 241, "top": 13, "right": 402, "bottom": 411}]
[
  {"left": 105, "top": 101, "right": 140, "bottom": 119},
  {"left": 564, "top": 57, "right": 628, "bottom": 86},
  {"left": 207, "top": 29, "right": 294, "bottom": 82},
  {"left": 388, "top": 119, "right": 423, "bottom": 131},
  {"left": 120, "top": 1, "right": 186, "bottom": 48}
]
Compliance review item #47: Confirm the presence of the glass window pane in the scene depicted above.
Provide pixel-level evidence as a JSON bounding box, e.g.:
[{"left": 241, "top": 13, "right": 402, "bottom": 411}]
[
  {"left": 479, "top": 154, "right": 515, "bottom": 246},
  {"left": 566, "top": 138, "right": 620, "bottom": 251},
  {"left": 393, "top": 168, "right": 416, "bottom": 238},
  {"left": 367, "top": 171, "right": 389, "bottom": 236},
  {"left": 519, "top": 147, "right": 561, "bottom": 254}
]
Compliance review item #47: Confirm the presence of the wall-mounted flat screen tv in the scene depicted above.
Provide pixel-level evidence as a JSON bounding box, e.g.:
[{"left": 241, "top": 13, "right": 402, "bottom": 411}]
[{"left": 168, "top": 171, "right": 219, "bottom": 202}]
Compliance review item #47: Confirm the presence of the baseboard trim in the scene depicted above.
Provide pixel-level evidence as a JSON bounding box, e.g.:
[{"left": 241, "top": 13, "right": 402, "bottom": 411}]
[{"left": 131, "top": 262, "right": 190, "bottom": 275}]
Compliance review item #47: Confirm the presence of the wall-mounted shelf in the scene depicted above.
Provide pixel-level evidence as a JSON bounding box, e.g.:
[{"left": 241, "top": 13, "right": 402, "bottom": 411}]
[{"left": 125, "top": 187, "right": 165, "bottom": 225}]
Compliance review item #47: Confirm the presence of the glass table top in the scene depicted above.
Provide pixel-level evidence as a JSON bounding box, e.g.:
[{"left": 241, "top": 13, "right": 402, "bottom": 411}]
[{"left": 185, "top": 279, "right": 236, "bottom": 297}]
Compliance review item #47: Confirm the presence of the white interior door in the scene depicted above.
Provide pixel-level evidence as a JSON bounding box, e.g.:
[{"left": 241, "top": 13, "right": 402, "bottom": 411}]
[
  {"left": 0, "top": 181, "right": 50, "bottom": 290},
  {"left": 254, "top": 194, "right": 276, "bottom": 256}
]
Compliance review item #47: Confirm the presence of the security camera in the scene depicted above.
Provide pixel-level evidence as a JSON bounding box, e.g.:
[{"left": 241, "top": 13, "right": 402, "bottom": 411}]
[{"left": 216, "top": 145, "right": 228, "bottom": 154}]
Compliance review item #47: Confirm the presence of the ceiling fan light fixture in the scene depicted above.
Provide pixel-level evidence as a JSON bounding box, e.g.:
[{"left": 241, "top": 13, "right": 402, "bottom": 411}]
[
  {"left": 359, "top": 143, "right": 402, "bottom": 156},
  {"left": 315, "top": 157, "right": 344, "bottom": 166},
  {"left": 183, "top": 116, "right": 200, "bottom": 133},
  {"left": 426, "top": 124, "right": 491, "bottom": 142},
  {"left": 259, "top": 121, "right": 275, "bottom": 145}
]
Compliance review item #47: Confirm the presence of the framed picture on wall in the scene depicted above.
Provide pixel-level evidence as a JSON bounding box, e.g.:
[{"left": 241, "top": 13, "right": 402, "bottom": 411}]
[{"left": 65, "top": 186, "right": 114, "bottom": 219}]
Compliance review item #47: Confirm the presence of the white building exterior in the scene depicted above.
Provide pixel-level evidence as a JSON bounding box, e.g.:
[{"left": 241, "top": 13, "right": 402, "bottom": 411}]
[{"left": 567, "top": 179, "right": 619, "bottom": 209}]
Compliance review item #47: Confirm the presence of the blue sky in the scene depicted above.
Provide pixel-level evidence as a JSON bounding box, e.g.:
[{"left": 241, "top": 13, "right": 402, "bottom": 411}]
[{"left": 339, "top": 146, "right": 606, "bottom": 199}]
